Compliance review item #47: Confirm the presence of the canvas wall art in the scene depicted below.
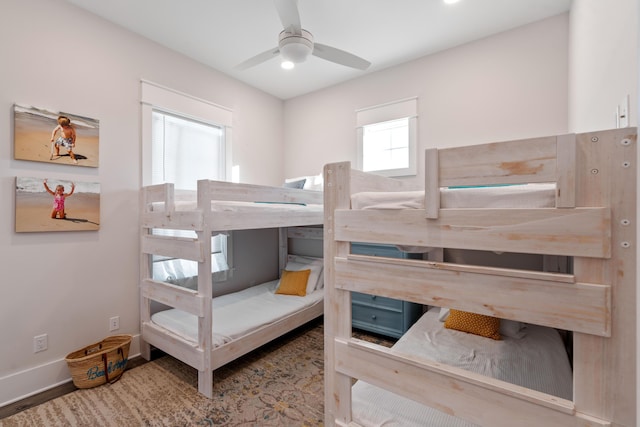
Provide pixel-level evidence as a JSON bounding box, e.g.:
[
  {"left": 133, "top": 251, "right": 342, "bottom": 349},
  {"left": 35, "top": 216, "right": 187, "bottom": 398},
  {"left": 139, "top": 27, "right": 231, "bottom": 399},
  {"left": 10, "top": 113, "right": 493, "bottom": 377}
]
[
  {"left": 15, "top": 177, "right": 100, "bottom": 232},
  {"left": 13, "top": 104, "right": 99, "bottom": 167}
]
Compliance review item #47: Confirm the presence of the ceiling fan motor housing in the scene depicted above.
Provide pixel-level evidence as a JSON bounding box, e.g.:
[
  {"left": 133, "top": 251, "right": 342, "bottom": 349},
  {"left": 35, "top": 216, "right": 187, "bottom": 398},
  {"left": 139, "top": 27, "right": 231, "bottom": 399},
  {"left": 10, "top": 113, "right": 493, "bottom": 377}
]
[{"left": 279, "top": 29, "right": 313, "bottom": 63}]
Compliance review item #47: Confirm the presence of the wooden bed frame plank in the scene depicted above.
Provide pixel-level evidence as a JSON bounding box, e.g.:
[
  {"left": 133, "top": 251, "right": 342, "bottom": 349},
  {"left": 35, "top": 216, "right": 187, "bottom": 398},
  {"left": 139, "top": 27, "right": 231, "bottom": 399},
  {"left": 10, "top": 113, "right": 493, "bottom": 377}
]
[
  {"left": 324, "top": 162, "right": 356, "bottom": 425},
  {"left": 140, "top": 279, "right": 205, "bottom": 316},
  {"left": 141, "top": 210, "right": 205, "bottom": 231},
  {"left": 572, "top": 129, "right": 637, "bottom": 425},
  {"left": 336, "top": 338, "right": 609, "bottom": 427},
  {"left": 335, "top": 207, "right": 610, "bottom": 258},
  {"left": 334, "top": 256, "right": 610, "bottom": 336},
  {"left": 202, "top": 210, "right": 324, "bottom": 231},
  {"left": 141, "top": 234, "right": 205, "bottom": 261},
  {"left": 437, "top": 135, "right": 558, "bottom": 186},
  {"left": 197, "top": 179, "right": 323, "bottom": 205},
  {"left": 141, "top": 321, "right": 205, "bottom": 371}
]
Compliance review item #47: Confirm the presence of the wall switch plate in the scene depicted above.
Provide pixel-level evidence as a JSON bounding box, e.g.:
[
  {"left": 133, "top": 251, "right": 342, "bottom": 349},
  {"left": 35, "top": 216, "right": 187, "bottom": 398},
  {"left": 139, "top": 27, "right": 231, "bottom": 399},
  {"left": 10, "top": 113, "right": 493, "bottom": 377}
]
[
  {"left": 109, "top": 316, "right": 120, "bottom": 331},
  {"left": 617, "top": 94, "right": 630, "bottom": 128},
  {"left": 33, "top": 334, "right": 48, "bottom": 353}
]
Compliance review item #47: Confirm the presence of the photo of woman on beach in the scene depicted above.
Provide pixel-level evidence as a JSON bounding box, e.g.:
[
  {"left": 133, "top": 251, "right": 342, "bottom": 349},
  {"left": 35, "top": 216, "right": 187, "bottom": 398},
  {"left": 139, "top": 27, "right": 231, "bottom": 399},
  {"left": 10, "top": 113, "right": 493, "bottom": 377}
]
[
  {"left": 13, "top": 104, "right": 99, "bottom": 167},
  {"left": 15, "top": 177, "right": 100, "bottom": 232}
]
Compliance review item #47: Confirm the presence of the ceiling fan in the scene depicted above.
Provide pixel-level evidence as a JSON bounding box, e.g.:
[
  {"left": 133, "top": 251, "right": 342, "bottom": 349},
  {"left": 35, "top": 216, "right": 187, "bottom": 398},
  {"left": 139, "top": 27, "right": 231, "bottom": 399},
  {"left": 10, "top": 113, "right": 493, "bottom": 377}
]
[{"left": 236, "top": 0, "right": 371, "bottom": 71}]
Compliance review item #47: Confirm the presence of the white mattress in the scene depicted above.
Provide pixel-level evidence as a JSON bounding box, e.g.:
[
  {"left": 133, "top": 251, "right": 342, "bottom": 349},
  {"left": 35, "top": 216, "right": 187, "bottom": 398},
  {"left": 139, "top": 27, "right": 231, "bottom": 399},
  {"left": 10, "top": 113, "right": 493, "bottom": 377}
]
[
  {"left": 351, "top": 308, "right": 572, "bottom": 427},
  {"left": 351, "top": 183, "right": 556, "bottom": 210},
  {"left": 151, "top": 280, "right": 323, "bottom": 348}
]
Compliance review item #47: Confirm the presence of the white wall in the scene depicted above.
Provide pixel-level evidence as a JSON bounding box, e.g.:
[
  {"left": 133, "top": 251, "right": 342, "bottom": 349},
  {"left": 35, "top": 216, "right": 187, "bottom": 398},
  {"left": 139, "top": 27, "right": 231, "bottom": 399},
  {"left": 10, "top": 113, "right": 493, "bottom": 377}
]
[
  {"left": 568, "top": 0, "right": 638, "bottom": 132},
  {"left": 568, "top": 0, "right": 639, "bottom": 414},
  {"left": 0, "top": 0, "right": 284, "bottom": 406},
  {"left": 283, "top": 14, "right": 569, "bottom": 186}
]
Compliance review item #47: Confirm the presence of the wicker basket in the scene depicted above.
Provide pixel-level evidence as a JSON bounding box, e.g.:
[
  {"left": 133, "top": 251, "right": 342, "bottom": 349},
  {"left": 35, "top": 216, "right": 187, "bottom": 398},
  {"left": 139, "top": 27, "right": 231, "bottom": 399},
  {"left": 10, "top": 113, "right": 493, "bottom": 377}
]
[{"left": 65, "top": 334, "right": 132, "bottom": 389}]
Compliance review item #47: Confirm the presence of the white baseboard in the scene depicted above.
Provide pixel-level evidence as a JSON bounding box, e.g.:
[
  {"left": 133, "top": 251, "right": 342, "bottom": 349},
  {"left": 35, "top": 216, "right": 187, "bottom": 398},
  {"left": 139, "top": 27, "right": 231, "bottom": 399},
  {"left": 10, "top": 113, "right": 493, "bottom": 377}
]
[{"left": 0, "top": 334, "right": 141, "bottom": 408}]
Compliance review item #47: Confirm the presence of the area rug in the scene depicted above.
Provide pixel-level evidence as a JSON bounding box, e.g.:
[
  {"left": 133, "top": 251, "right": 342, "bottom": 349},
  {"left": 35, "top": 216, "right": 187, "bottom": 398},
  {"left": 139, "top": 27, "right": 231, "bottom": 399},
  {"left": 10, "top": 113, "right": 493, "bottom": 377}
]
[{"left": 1, "top": 320, "right": 327, "bottom": 427}]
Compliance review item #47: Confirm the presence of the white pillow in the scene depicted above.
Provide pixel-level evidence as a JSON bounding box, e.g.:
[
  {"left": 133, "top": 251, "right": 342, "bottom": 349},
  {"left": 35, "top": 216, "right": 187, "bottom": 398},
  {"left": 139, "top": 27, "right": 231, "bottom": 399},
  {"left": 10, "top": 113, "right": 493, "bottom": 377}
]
[
  {"left": 281, "top": 255, "right": 323, "bottom": 295},
  {"left": 437, "top": 307, "right": 527, "bottom": 339}
]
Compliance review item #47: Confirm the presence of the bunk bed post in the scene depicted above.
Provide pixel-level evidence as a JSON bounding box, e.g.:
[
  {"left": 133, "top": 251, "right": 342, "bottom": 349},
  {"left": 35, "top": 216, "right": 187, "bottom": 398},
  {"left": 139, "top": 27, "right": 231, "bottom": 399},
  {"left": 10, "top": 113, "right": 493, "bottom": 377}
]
[
  {"left": 555, "top": 133, "right": 576, "bottom": 208},
  {"left": 424, "top": 148, "right": 439, "bottom": 219},
  {"left": 138, "top": 186, "right": 158, "bottom": 361},
  {"left": 278, "top": 228, "right": 289, "bottom": 275},
  {"left": 197, "top": 180, "right": 214, "bottom": 398},
  {"left": 572, "top": 128, "right": 636, "bottom": 425},
  {"left": 324, "top": 162, "right": 354, "bottom": 426}
]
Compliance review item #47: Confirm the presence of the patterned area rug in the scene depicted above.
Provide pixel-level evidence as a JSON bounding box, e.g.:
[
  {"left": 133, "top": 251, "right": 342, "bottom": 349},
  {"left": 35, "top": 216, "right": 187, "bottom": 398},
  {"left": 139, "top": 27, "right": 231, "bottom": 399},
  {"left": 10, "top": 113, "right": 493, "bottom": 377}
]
[{"left": 2, "top": 320, "right": 326, "bottom": 427}]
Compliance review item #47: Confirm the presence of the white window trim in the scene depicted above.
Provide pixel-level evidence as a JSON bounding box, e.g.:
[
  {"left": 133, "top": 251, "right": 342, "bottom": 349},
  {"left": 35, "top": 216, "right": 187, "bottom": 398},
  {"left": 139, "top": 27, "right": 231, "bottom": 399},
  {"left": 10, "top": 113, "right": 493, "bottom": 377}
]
[
  {"left": 140, "top": 79, "right": 233, "bottom": 186},
  {"left": 140, "top": 80, "right": 234, "bottom": 281},
  {"left": 356, "top": 97, "right": 418, "bottom": 177}
]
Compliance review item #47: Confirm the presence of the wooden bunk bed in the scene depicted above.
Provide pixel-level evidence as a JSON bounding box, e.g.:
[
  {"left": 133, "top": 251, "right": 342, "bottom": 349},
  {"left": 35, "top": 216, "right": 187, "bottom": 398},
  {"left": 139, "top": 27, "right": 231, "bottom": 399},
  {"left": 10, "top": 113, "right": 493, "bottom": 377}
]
[
  {"left": 140, "top": 179, "right": 323, "bottom": 398},
  {"left": 323, "top": 127, "right": 636, "bottom": 426}
]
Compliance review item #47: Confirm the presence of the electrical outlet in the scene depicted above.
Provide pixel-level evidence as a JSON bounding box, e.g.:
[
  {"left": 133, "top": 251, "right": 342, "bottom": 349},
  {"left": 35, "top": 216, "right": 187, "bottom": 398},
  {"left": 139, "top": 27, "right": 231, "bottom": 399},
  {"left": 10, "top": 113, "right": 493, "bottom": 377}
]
[
  {"left": 33, "top": 334, "right": 48, "bottom": 353},
  {"left": 109, "top": 316, "right": 120, "bottom": 331}
]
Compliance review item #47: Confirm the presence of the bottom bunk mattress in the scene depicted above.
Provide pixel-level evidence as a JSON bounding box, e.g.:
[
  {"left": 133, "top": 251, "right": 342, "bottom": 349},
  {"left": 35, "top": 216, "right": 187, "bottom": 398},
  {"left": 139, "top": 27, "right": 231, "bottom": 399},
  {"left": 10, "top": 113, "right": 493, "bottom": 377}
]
[
  {"left": 351, "top": 307, "right": 572, "bottom": 427},
  {"left": 150, "top": 280, "right": 323, "bottom": 348}
]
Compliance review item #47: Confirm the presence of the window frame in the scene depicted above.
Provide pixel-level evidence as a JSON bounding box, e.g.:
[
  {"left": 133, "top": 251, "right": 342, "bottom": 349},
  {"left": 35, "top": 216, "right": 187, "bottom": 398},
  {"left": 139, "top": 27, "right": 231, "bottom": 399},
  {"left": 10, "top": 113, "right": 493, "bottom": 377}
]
[
  {"left": 141, "top": 80, "right": 233, "bottom": 186},
  {"left": 356, "top": 97, "right": 418, "bottom": 177}
]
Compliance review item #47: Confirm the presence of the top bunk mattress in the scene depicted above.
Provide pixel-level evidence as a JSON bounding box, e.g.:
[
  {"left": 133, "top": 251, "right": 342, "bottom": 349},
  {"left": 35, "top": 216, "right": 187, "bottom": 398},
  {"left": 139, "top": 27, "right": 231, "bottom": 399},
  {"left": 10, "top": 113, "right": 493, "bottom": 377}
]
[
  {"left": 150, "top": 280, "right": 323, "bottom": 348},
  {"left": 351, "top": 183, "right": 555, "bottom": 210},
  {"left": 351, "top": 307, "right": 572, "bottom": 427}
]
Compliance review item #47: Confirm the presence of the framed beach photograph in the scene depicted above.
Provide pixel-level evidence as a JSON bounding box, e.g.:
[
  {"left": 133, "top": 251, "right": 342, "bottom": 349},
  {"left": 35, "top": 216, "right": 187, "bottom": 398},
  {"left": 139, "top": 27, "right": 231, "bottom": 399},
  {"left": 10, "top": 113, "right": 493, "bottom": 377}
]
[
  {"left": 13, "top": 104, "right": 99, "bottom": 167},
  {"left": 15, "top": 177, "right": 100, "bottom": 232}
]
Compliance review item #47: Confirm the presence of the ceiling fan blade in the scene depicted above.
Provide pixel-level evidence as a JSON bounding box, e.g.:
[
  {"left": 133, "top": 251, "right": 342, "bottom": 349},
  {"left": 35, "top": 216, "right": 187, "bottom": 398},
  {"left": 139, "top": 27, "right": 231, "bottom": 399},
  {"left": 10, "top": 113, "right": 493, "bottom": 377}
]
[
  {"left": 312, "top": 43, "right": 371, "bottom": 70},
  {"left": 235, "top": 47, "right": 280, "bottom": 70},
  {"left": 274, "top": 0, "right": 302, "bottom": 34}
]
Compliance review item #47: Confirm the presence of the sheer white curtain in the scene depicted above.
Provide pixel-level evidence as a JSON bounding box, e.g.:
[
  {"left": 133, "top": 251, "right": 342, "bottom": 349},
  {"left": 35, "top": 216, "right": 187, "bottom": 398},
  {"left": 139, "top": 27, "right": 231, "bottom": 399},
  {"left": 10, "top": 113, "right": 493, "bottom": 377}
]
[{"left": 151, "top": 112, "right": 225, "bottom": 190}]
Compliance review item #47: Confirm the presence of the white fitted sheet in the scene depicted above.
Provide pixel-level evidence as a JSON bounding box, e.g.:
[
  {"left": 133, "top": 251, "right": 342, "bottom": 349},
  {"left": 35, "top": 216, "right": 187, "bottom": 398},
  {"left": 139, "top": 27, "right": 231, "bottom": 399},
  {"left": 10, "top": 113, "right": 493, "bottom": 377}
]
[
  {"left": 351, "top": 183, "right": 556, "bottom": 210},
  {"left": 351, "top": 308, "right": 572, "bottom": 427},
  {"left": 151, "top": 280, "right": 323, "bottom": 348}
]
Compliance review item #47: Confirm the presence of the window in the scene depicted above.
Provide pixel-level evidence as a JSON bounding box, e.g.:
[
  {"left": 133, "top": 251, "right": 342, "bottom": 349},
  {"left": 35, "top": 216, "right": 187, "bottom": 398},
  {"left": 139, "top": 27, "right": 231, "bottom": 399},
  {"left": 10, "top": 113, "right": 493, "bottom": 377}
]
[
  {"left": 141, "top": 81, "right": 234, "bottom": 283},
  {"left": 151, "top": 111, "right": 225, "bottom": 190},
  {"left": 356, "top": 97, "right": 417, "bottom": 177}
]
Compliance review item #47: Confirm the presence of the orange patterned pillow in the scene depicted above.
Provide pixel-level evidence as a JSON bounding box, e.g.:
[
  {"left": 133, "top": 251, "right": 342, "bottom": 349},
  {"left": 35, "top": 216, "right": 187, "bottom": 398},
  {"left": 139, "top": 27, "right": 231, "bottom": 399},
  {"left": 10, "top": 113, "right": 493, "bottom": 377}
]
[
  {"left": 275, "top": 269, "right": 311, "bottom": 296},
  {"left": 444, "top": 309, "right": 501, "bottom": 340}
]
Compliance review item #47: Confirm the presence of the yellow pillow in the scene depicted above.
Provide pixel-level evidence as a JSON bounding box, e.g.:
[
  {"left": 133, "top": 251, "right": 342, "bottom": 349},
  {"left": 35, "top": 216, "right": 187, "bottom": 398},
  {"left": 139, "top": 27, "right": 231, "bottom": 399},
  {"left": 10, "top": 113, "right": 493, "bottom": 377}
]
[
  {"left": 444, "top": 309, "right": 501, "bottom": 340},
  {"left": 275, "top": 269, "right": 311, "bottom": 296}
]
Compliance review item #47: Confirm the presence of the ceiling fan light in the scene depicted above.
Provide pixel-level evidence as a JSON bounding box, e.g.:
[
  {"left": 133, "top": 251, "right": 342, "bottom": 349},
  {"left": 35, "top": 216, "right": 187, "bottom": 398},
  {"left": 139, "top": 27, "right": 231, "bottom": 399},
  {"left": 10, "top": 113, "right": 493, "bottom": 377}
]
[
  {"left": 281, "top": 60, "right": 295, "bottom": 70},
  {"left": 280, "top": 41, "right": 312, "bottom": 63},
  {"left": 278, "top": 29, "right": 313, "bottom": 63}
]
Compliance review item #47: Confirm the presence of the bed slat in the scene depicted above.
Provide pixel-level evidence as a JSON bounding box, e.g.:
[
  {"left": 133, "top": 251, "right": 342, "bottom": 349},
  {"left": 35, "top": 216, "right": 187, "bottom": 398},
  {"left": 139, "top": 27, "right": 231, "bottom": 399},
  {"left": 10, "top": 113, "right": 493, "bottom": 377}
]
[
  {"left": 335, "top": 256, "right": 610, "bottom": 336},
  {"left": 335, "top": 207, "right": 610, "bottom": 258},
  {"left": 140, "top": 279, "right": 206, "bottom": 316},
  {"left": 197, "top": 179, "right": 323, "bottom": 205},
  {"left": 335, "top": 338, "right": 609, "bottom": 427},
  {"left": 141, "top": 210, "right": 204, "bottom": 231},
  {"left": 141, "top": 234, "right": 205, "bottom": 261},
  {"left": 437, "top": 136, "right": 558, "bottom": 187}
]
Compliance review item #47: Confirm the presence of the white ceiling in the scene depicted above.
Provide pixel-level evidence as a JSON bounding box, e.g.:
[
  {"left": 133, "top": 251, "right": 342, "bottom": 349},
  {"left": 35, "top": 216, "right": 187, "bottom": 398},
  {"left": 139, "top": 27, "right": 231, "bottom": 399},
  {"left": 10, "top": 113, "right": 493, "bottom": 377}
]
[{"left": 64, "top": 0, "right": 572, "bottom": 100}]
